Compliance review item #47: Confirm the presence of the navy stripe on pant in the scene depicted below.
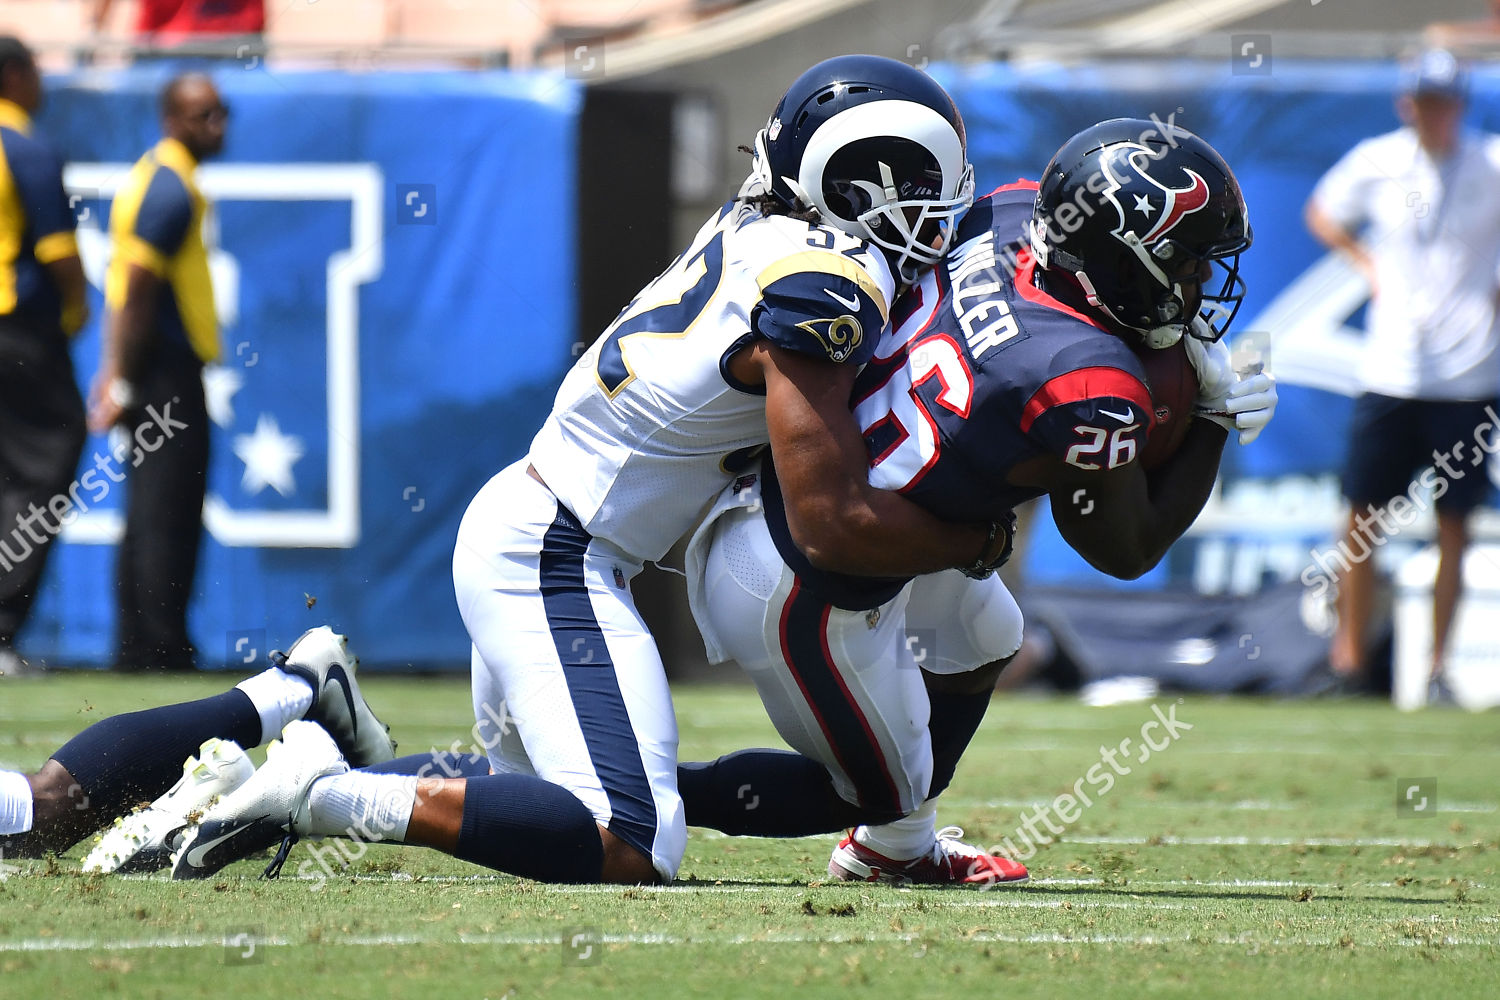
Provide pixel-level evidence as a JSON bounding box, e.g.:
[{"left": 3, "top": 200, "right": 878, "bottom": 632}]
[
  {"left": 537, "top": 504, "right": 659, "bottom": 859},
  {"left": 778, "top": 579, "right": 905, "bottom": 814}
]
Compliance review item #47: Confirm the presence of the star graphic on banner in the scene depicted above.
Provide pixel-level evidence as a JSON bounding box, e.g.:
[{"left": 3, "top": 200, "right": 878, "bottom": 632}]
[
  {"left": 234, "top": 413, "right": 305, "bottom": 498},
  {"left": 1133, "top": 193, "right": 1154, "bottom": 215},
  {"left": 202, "top": 365, "right": 244, "bottom": 429}
]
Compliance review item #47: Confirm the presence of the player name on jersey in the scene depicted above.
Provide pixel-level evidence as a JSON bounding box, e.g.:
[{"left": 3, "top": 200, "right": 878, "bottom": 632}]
[{"left": 948, "top": 226, "right": 1020, "bottom": 360}]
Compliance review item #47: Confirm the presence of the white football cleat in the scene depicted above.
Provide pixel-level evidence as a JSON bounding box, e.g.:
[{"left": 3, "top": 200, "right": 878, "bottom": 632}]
[
  {"left": 171, "top": 721, "right": 348, "bottom": 880},
  {"left": 273, "top": 626, "right": 396, "bottom": 768},
  {"left": 83, "top": 738, "right": 254, "bottom": 875}
]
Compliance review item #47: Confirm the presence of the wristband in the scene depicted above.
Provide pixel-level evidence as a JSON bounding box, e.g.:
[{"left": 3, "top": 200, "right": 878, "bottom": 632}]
[{"left": 959, "top": 514, "right": 1016, "bottom": 580}]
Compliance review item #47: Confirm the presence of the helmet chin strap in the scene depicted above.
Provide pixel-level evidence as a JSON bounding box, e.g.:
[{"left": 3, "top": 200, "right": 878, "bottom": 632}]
[
  {"left": 1072, "top": 270, "right": 1186, "bottom": 349},
  {"left": 1141, "top": 323, "right": 1185, "bottom": 349}
]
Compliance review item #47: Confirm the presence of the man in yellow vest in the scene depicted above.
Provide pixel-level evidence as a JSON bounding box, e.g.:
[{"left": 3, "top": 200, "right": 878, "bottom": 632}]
[
  {"left": 0, "top": 36, "right": 88, "bottom": 677},
  {"left": 91, "top": 73, "right": 225, "bottom": 673}
]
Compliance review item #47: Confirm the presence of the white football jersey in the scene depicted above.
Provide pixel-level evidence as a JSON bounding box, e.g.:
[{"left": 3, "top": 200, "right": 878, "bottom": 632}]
[{"left": 529, "top": 195, "right": 895, "bottom": 564}]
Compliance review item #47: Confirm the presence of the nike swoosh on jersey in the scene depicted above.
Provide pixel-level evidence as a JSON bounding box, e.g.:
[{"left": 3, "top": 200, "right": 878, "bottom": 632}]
[
  {"left": 825, "top": 288, "right": 862, "bottom": 312},
  {"left": 1099, "top": 407, "right": 1136, "bottom": 423}
]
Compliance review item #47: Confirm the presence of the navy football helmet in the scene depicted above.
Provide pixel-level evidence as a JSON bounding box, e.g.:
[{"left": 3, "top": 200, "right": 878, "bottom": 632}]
[
  {"left": 752, "top": 54, "right": 975, "bottom": 283},
  {"left": 1030, "top": 118, "right": 1251, "bottom": 347}
]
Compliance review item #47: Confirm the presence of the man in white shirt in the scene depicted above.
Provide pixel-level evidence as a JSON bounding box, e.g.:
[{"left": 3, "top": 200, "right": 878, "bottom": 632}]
[{"left": 1306, "top": 49, "right": 1500, "bottom": 699}]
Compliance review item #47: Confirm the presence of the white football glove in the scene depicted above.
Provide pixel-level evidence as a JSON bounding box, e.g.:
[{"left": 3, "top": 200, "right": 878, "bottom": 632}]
[
  {"left": 1183, "top": 327, "right": 1277, "bottom": 445},
  {"left": 1195, "top": 369, "right": 1278, "bottom": 445},
  {"left": 1181, "top": 321, "right": 1235, "bottom": 401}
]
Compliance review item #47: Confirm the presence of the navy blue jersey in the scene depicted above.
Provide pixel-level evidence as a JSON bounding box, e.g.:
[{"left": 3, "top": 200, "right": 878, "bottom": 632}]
[{"left": 764, "top": 181, "right": 1156, "bottom": 608}]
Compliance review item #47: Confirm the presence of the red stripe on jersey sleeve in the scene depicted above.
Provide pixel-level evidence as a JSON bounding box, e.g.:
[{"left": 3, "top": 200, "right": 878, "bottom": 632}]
[{"left": 1019, "top": 367, "right": 1154, "bottom": 434}]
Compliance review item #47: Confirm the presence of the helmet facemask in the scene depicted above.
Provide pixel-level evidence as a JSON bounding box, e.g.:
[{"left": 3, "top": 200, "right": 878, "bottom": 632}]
[
  {"left": 854, "top": 160, "right": 975, "bottom": 284},
  {"left": 1113, "top": 232, "right": 1250, "bottom": 347}
]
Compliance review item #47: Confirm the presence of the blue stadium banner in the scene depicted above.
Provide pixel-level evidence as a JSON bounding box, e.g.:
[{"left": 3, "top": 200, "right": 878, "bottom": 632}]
[
  {"left": 24, "top": 68, "right": 580, "bottom": 669},
  {"left": 933, "top": 60, "right": 1500, "bottom": 594}
]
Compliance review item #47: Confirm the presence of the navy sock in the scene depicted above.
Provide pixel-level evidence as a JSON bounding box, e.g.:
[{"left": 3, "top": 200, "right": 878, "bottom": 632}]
[
  {"left": 50, "top": 690, "right": 262, "bottom": 821},
  {"left": 452, "top": 773, "right": 604, "bottom": 883},
  {"left": 360, "top": 751, "right": 491, "bottom": 778},
  {"left": 677, "top": 749, "right": 905, "bottom": 836},
  {"left": 925, "top": 688, "right": 992, "bottom": 799}
]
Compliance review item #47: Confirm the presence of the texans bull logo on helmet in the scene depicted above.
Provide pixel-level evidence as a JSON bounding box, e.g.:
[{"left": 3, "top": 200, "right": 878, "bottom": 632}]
[{"left": 1099, "top": 143, "right": 1213, "bottom": 248}]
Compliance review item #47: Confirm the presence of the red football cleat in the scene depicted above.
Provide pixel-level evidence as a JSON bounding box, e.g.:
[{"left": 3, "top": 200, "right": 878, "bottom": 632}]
[{"left": 828, "top": 826, "right": 1029, "bottom": 887}]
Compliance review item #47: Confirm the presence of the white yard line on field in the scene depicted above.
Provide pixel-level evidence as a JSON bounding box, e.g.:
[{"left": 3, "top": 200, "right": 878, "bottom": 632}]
[
  {"left": 1060, "top": 835, "right": 1472, "bottom": 847},
  {"left": 1, "top": 929, "right": 1496, "bottom": 954},
  {"left": 132, "top": 873, "right": 1464, "bottom": 892}
]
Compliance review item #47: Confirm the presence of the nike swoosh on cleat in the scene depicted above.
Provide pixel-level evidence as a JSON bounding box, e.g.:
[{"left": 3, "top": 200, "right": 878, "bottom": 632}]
[
  {"left": 182, "top": 824, "right": 250, "bottom": 873},
  {"left": 824, "top": 288, "right": 861, "bottom": 312},
  {"left": 324, "top": 664, "right": 360, "bottom": 740},
  {"left": 1099, "top": 407, "right": 1135, "bottom": 423}
]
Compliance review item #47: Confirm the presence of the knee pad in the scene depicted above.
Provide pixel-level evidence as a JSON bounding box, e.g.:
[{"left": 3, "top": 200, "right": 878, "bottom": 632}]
[{"left": 961, "top": 577, "right": 1024, "bottom": 665}]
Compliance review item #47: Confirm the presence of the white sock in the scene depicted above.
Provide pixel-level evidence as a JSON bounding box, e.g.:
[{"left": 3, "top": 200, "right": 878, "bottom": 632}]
[
  {"left": 0, "top": 770, "right": 34, "bottom": 835},
  {"left": 235, "top": 668, "right": 315, "bottom": 744},
  {"left": 854, "top": 798, "right": 939, "bottom": 860},
  {"left": 303, "top": 771, "right": 418, "bottom": 842}
]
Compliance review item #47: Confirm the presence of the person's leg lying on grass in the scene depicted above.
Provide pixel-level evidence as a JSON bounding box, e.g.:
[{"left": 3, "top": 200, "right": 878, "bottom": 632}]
[{"left": 0, "top": 626, "right": 392, "bottom": 863}]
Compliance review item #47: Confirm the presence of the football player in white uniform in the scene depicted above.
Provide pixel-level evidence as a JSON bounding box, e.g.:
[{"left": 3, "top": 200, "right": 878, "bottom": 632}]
[{"left": 173, "top": 55, "right": 1014, "bottom": 885}]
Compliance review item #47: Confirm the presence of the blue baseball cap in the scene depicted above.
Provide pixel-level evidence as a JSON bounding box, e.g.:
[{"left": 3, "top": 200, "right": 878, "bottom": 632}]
[{"left": 1402, "top": 48, "right": 1469, "bottom": 101}]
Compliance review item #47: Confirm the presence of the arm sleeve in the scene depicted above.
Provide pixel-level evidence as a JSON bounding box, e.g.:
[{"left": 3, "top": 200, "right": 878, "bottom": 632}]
[
  {"left": 8, "top": 135, "right": 77, "bottom": 263},
  {"left": 1020, "top": 366, "right": 1153, "bottom": 469},
  {"left": 1310, "top": 142, "right": 1378, "bottom": 232},
  {"left": 118, "top": 168, "right": 192, "bottom": 274},
  {"left": 751, "top": 250, "right": 890, "bottom": 365}
]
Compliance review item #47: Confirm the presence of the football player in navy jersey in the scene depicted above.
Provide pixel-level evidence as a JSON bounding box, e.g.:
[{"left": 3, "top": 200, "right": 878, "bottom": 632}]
[{"left": 675, "top": 119, "right": 1278, "bottom": 885}]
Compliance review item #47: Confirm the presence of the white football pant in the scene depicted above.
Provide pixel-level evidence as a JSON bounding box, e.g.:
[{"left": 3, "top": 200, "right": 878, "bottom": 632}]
[
  {"left": 454, "top": 460, "right": 686, "bottom": 881},
  {"left": 687, "top": 474, "right": 1024, "bottom": 817}
]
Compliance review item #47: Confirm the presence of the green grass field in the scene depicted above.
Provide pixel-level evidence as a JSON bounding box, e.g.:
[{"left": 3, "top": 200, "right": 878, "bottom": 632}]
[{"left": 0, "top": 674, "right": 1495, "bottom": 999}]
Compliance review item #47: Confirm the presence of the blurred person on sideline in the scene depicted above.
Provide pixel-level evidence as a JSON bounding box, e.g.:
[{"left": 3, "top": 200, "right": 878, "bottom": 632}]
[
  {"left": 1305, "top": 49, "right": 1500, "bottom": 701},
  {"left": 89, "top": 73, "right": 225, "bottom": 673},
  {"left": 0, "top": 36, "right": 88, "bottom": 677}
]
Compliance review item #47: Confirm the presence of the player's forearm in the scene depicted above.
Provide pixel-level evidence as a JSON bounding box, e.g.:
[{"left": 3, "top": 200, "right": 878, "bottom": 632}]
[
  {"left": 1060, "top": 422, "right": 1226, "bottom": 579},
  {"left": 762, "top": 344, "right": 991, "bottom": 577},
  {"left": 790, "top": 482, "right": 987, "bottom": 577},
  {"left": 107, "top": 280, "right": 160, "bottom": 385},
  {"left": 1305, "top": 204, "right": 1370, "bottom": 269},
  {"left": 1135, "top": 421, "right": 1227, "bottom": 564}
]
